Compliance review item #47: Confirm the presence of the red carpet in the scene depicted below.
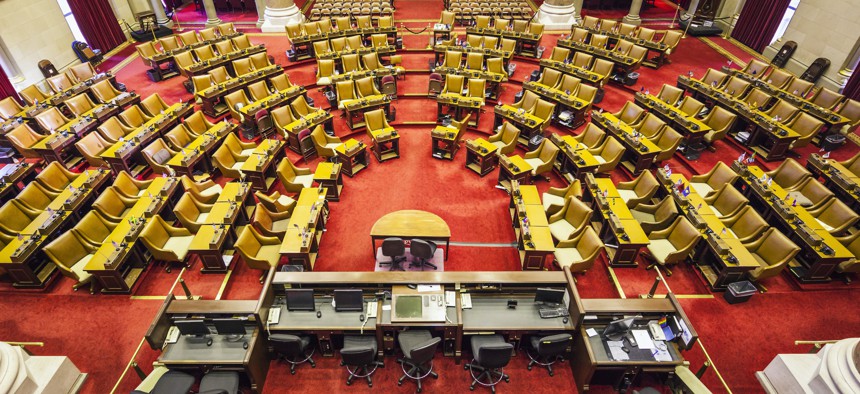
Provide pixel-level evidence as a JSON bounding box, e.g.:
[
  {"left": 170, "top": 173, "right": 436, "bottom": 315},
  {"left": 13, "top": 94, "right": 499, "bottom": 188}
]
[{"left": 3, "top": 12, "right": 859, "bottom": 394}]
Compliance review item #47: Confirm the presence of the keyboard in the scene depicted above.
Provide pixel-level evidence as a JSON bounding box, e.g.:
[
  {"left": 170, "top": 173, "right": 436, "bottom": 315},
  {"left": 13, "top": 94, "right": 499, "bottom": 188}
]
[{"left": 538, "top": 307, "right": 570, "bottom": 319}]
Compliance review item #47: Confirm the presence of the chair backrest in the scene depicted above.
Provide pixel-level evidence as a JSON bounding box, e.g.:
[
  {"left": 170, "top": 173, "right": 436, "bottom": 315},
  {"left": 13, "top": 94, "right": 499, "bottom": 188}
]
[
  {"left": 341, "top": 343, "right": 376, "bottom": 366},
  {"left": 270, "top": 334, "right": 306, "bottom": 357},
  {"left": 536, "top": 334, "right": 572, "bottom": 357},
  {"left": 409, "top": 337, "right": 441, "bottom": 365},
  {"left": 476, "top": 342, "right": 514, "bottom": 369},
  {"left": 381, "top": 237, "right": 405, "bottom": 258},
  {"left": 411, "top": 239, "right": 435, "bottom": 260}
]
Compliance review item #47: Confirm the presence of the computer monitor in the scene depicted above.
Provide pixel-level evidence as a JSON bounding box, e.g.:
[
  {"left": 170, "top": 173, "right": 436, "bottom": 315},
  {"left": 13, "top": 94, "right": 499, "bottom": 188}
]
[
  {"left": 394, "top": 295, "right": 423, "bottom": 319},
  {"left": 212, "top": 318, "right": 246, "bottom": 336},
  {"left": 334, "top": 289, "right": 364, "bottom": 312},
  {"left": 534, "top": 287, "right": 566, "bottom": 305},
  {"left": 285, "top": 289, "right": 315, "bottom": 311},
  {"left": 175, "top": 319, "right": 210, "bottom": 337},
  {"left": 602, "top": 316, "right": 637, "bottom": 341}
]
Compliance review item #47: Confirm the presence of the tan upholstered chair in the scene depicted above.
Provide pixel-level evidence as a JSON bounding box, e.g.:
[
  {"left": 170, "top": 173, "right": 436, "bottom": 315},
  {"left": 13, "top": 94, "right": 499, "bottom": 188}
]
[
  {"left": 19, "top": 84, "right": 50, "bottom": 106},
  {"left": 95, "top": 117, "right": 133, "bottom": 144},
  {"left": 573, "top": 123, "right": 606, "bottom": 149},
  {"left": 522, "top": 139, "right": 559, "bottom": 179},
  {"left": 742, "top": 58, "right": 770, "bottom": 77},
  {"left": 90, "top": 80, "right": 124, "bottom": 104},
  {"left": 532, "top": 99, "right": 555, "bottom": 132},
  {"left": 141, "top": 138, "right": 178, "bottom": 176},
  {"left": 721, "top": 76, "right": 750, "bottom": 98},
  {"left": 630, "top": 113, "right": 666, "bottom": 139},
  {"left": 787, "top": 113, "right": 824, "bottom": 150},
  {"left": 0, "top": 97, "right": 24, "bottom": 120},
  {"left": 140, "top": 94, "right": 170, "bottom": 118},
  {"left": 6, "top": 124, "right": 46, "bottom": 158},
  {"left": 224, "top": 90, "right": 251, "bottom": 122},
  {"left": 785, "top": 177, "right": 833, "bottom": 211},
  {"left": 224, "top": 133, "right": 256, "bottom": 157},
  {"left": 488, "top": 122, "right": 520, "bottom": 155},
  {"left": 645, "top": 217, "right": 700, "bottom": 275},
  {"left": 316, "top": 59, "right": 335, "bottom": 86},
  {"left": 75, "top": 132, "right": 111, "bottom": 167},
  {"left": 612, "top": 102, "right": 645, "bottom": 124},
  {"left": 92, "top": 187, "right": 137, "bottom": 222},
  {"left": 184, "top": 112, "right": 216, "bottom": 136},
  {"left": 807, "top": 199, "right": 859, "bottom": 236},
  {"left": 649, "top": 127, "right": 683, "bottom": 164},
  {"left": 677, "top": 96, "right": 705, "bottom": 117},
  {"left": 310, "top": 125, "right": 342, "bottom": 160},
  {"left": 744, "top": 228, "right": 800, "bottom": 285},
  {"left": 180, "top": 175, "right": 223, "bottom": 204},
  {"left": 47, "top": 73, "right": 74, "bottom": 93},
  {"left": 277, "top": 158, "right": 314, "bottom": 193},
  {"left": 253, "top": 203, "right": 293, "bottom": 237},
  {"left": 140, "top": 215, "right": 194, "bottom": 272},
  {"left": 43, "top": 232, "right": 96, "bottom": 292},
  {"left": 16, "top": 182, "right": 58, "bottom": 211},
  {"left": 765, "top": 158, "right": 810, "bottom": 191},
  {"left": 35, "top": 107, "right": 72, "bottom": 132},
  {"left": 689, "top": 162, "right": 738, "bottom": 196},
  {"left": 35, "top": 162, "right": 78, "bottom": 193},
  {"left": 835, "top": 232, "right": 860, "bottom": 275},
  {"left": 336, "top": 80, "right": 357, "bottom": 110},
  {"left": 553, "top": 227, "right": 603, "bottom": 273},
  {"left": 112, "top": 171, "right": 152, "bottom": 199},
  {"left": 71, "top": 210, "right": 117, "bottom": 249},
  {"left": 630, "top": 196, "right": 679, "bottom": 234},
  {"left": 511, "top": 90, "right": 539, "bottom": 112},
  {"left": 720, "top": 206, "right": 768, "bottom": 243},
  {"left": 616, "top": 171, "right": 659, "bottom": 208},
  {"left": 68, "top": 62, "right": 98, "bottom": 82},
  {"left": 0, "top": 200, "right": 41, "bottom": 236},
  {"left": 118, "top": 105, "right": 153, "bottom": 129},
  {"left": 703, "top": 185, "right": 747, "bottom": 219},
  {"left": 236, "top": 226, "right": 282, "bottom": 282},
  {"left": 542, "top": 180, "right": 582, "bottom": 216},
  {"left": 64, "top": 93, "right": 98, "bottom": 118},
  {"left": 255, "top": 190, "right": 296, "bottom": 213},
  {"left": 164, "top": 124, "right": 196, "bottom": 150},
  {"left": 548, "top": 196, "right": 592, "bottom": 241},
  {"left": 837, "top": 99, "right": 860, "bottom": 135},
  {"left": 588, "top": 137, "right": 625, "bottom": 174},
  {"left": 702, "top": 106, "right": 737, "bottom": 148},
  {"left": 173, "top": 193, "right": 215, "bottom": 232},
  {"left": 212, "top": 144, "right": 246, "bottom": 180},
  {"left": 656, "top": 84, "right": 683, "bottom": 105},
  {"left": 811, "top": 87, "right": 844, "bottom": 110}
]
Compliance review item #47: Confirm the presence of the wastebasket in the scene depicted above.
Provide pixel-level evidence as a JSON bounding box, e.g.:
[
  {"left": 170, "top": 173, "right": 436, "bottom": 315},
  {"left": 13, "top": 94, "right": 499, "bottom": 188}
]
[
  {"left": 821, "top": 134, "right": 845, "bottom": 151},
  {"left": 724, "top": 281, "right": 756, "bottom": 304},
  {"left": 624, "top": 72, "right": 640, "bottom": 86}
]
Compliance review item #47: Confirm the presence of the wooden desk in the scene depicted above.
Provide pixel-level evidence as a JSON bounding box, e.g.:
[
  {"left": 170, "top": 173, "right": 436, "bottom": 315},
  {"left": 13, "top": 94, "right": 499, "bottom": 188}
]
[
  {"left": 539, "top": 59, "right": 604, "bottom": 87},
  {"left": 464, "top": 138, "right": 498, "bottom": 176},
  {"left": 279, "top": 188, "right": 328, "bottom": 270},
  {"left": 237, "top": 85, "right": 307, "bottom": 129},
  {"left": 239, "top": 138, "right": 285, "bottom": 191},
  {"left": 436, "top": 93, "right": 482, "bottom": 127},
  {"left": 196, "top": 65, "right": 284, "bottom": 117},
  {"left": 282, "top": 109, "right": 333, "bottom": 153},
  {"left": 524, "top": 81, "right": 592, "bottom": 129},
  {"left": 167, "top": 122, "right": 236, "bottom": 177},
  {"left": 334, "top": 138, "right": 368, "bottom": 177},
  {"left": 433, "top": 66, "right": 506, "bottom": 101},
  {"left": 510, "top": 183, "right": 554, "bottom": 270},
  {"left": 493, "top": 104, "right": 546, "bottom": 150},
  {"left": 549, "top": 134, "right": 600, "bottom": 183},
  {"left": 498, "top": 154, "right": 532, "bottom": 189},
  {"left": 30, "top": 117, "right": 98, "bottom": 167},
  {"left": 0, "top": 162, "right": 37, "bottom": 204},
  {"left": 48, "top": 73, "right": 118, "bottom": 107},
  {"left": 367, "top": 127, "right": 400, "bottom": 162},
  {"left": 806, "top": 153, "right": 860, "bottom": 211},
  {"left": 431, "top": 124, "right": 462, "bottom": 160},
  {"left": 187, "top": 182, "right": 253, "bottom": 272},
  {"left": 584, "top": 176, "right": 649, "bottom": 267},
  {"left": 370, "top": 210, "right": 451, "bottom": 261},
  {"left": 433, "top": 44, "right": 513, "bottom": 66},
  {"left": 343, "top": 95, "right": 391, "bottom": 130},
  {"left": 313, "top": 162, "right": 343, "bottom": 201},
  {"left": 633, "top": 92, "right": 711, "bottom": 145},
  {"left": 591, "top": 111, "right": 660, "bottom": 175}
]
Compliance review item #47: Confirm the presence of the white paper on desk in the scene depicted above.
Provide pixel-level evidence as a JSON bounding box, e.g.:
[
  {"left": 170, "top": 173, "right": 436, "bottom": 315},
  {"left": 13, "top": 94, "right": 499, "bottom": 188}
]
[
  {"left": 586, "top": 328, "right": 598, "bottom": 337},
  {"left": 678, "top": 318, "right": 693, "bottom": 345},
  {"left": 632, "top": 329, "right": 656, "bottom": 350},
  {"left": 417, "top": 285, "right": 441, "bottom": 292},
  {"left": 652, "top": 343, "right": 673, "bottom": 362},
  {"left": 382, "top": 305, "right": 391, "bottom": 311},
  {"left": 607, "top": 341, "right": 629, "bottom": 361}
]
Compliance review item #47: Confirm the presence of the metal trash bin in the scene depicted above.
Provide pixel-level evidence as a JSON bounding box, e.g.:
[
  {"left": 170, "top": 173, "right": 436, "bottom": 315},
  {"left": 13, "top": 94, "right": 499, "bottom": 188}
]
[
  {"left": 821, "top": 134, "right": 845, "bottom": 151},
  {"left": 724, "top": 281, "right": 756, "bottom": 304},
  {"left": 280, "top": 264, "right": 304, "bottom": 272},
  {"left": 624, "top": 72, "right": 640, "bottom": 86},
  {"left": 684, "top": 142, "right": 706, "bottom": 161}
]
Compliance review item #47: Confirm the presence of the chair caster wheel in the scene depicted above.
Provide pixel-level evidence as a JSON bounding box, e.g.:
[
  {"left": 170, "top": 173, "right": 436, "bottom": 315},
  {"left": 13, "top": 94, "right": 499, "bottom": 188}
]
[
  {"left": 346, "top": 381, "right": 352, "bottom": 386},
  {"left": 417, "top": 388, "right": 422, "bottom": 393},
  {"left": 470, "top": 386, "right": 475, "bottom": 391},
  {"left": 527, "top": 365, "right": 532, "bottom": 370},
  {"left": 504, "top": 377, "right": 510, "bottom": 383},
  {"left": 368, "top": 383, "right": 372, "bottom": 388},
  {"left": 291, "top": 370, "right": 296, "bottom": 375},
  {"left": 549, "top": 372, "right": 554, "bottom": 376}
]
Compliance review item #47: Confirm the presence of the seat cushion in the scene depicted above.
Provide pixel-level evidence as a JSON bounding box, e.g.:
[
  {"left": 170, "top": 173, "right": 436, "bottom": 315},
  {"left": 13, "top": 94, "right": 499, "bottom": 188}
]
[
  {"left": 164, "top": 235, "right": 194, "bottom": 260},
  {"left": 491, "top": 141, "right": 506, "bottom": 149},
  {"left": 258, "top": 244, "right": 282, "bottom": 265},
  {"left": 710, "top": 205, "right": 726, "bottom": 217},
  {"left": 617, "top": 189, "right": 639, "bottom": 202},
  {"left": 199, "top": 371, "right": 240, "bottom": 394},
  {"left": 295, "top": 174, "right": 314, "bottom": 188},
  {"left": 815, "top": 218, "right": 834, "bottom": 232},
  {"left": 150, "top": 371, "right": 195, "bottom": 394},
  {"left": 690, "top": 182, "right": 713, "bottom": 196},
  {"left": 231, "top": 161, "right": 245, "bottom": 170},
  {"left": 70, "top": 254, "right": 94, "bottom": 281},
  {"left": 554, "top": 247, "right": 583, "bottom": 267},
  {"left": 594, "top": 155, "right": 607, "bottom": 164},
  {"left": 647, "top": 239, "right": 677, "bottom": 264},
  {"left": 787, "top": 191, "right": 813, "bottom": 207},
  {"left": 272, "top": 219, "right": 290, "bottom": 233},
  {"left": 203, "top": 183, "right": 223, "bottom": 196},
  {"left": 241, "top": 148, "right": 255, "bottom": 156},
  {"left": 397, "top": 330, "right": 433, "bottom": 356},
  {"left": 277, "top": 195, "right": 295, "bottom": 206},
  {"left": 152, "top": 149, "right": 172, "bottom": 165},
  {"left": 196, "top": 212, "right": 209, "bottom": 223},
  {"left": 542, "top": 193, "right": 564, "bottom": 212},
  {"left": 324, "top": 142, "right": 341, "bottom": 150},
  {"left": 524, "top": 157, "right": 544, "bottom": 170},
  {"left": 549, "top": 220, "right": 576, "bottom": 241},
  {"left": 630, "top": 209, "right": 655, "bottom": 223}
]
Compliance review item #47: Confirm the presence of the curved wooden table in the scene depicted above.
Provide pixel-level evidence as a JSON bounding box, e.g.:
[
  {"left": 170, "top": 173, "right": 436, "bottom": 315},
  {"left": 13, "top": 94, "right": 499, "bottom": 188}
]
[{"left": 370, "top": 210, "right": 451, "bottom": 260}]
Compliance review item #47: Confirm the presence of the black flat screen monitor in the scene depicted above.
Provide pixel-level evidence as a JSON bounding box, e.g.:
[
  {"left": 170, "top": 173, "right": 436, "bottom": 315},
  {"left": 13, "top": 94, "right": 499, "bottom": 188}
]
[
  {"left": 285, "top": 289, "right": 315, "bottom": 311},
  {"left": 334, "top": 289, "right": 364, "bottom": 312},
  {"left": 602, "top": 316, "right": 636, "bottom": 341},
  {"left": 175, "top": 319, "right": 210, "bottom": 336},
  {"left": 534, "top": 287, "right": 566, "bottom": 305},
  {"left": 212, "top": 318, "right": 246, "bottom": 336}
]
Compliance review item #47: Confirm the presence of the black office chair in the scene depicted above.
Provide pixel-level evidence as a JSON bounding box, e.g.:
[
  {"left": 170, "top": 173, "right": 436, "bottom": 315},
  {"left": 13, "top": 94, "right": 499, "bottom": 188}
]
[
  {"left": 341, "top": 335, "right": 384, "bottom": 387},
  {"left": 131, "top": 370, "right": 194, "bottom": 394},
  {"left": 465, "top": 335, "right": 513, "bottom": 393},
  {"left": 410, "top": 239, "right": 438, "bottom": 271},
  {"left": 397, "top": 330, "right": 441, "bottom": 392},
  {"left": 270, "top": 333, "right": 316, "bottom": 374},
  {"left": 526, "top": 333, "right": 572, "bottom": 376},
  {"left": 199, "top": 371, "right": 240, "bottom": 394},
  {"left": 380, "top": 237, "right": 406, "bottom": 271}
]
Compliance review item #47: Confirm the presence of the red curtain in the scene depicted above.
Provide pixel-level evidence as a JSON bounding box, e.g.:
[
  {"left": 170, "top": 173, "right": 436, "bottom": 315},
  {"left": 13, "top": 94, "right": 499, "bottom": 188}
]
[
  {"left": 0, "top": 66, "right": 19, "bottom": 103},
  {"left": 731, "top": 0, "right": 791, "bottom": 53},
  {"left": 844, "top": 71, "right": 860, "bottom": 101},
  {"left": 67, "top": 0, "right": 127, "bottom": 52}
]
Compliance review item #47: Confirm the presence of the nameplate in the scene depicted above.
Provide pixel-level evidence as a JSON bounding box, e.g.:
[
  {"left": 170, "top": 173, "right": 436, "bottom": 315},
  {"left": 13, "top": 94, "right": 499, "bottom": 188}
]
[
  {"left": 797, "top": 224, "right": 823, "bottom": 248},
  {"left": 707, "top": 233, "right": 730, "bottom": 257}
]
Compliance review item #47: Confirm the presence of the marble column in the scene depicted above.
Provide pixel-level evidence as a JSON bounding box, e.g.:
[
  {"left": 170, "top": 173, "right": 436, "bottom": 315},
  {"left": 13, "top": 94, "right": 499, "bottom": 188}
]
[
  {"left": 255, "top": 0, "right": 266, "bottom": 28},
  {"left": 202, "top": 0, "right": 222, "bottom": 27},
  {"left": 149, "top": 0, "right": 173, "bottom": 27},
  {"left": 684, "top": 0, "right": 701, "bottom": 19},
  {"left": 572, "top": 0, "right": 584, "bottom": 24},
  {"left": 0, "top": 38, "right": 24, "bottom": 88},
  {"left": 622, "top": 0, "right": 643, "bottom": 25},
  {"left": 536, "top": 0, "right": 578, "bottom": 30},
  {"left": 261, "top": 0, "right": 304, "bottom": 33}
]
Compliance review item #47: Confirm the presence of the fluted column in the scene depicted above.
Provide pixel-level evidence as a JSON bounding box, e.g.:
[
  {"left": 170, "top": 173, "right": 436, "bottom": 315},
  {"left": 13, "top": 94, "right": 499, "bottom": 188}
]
[
  {"left": 622, "top": 0, "right": 643, "bottom": 25},
  {"left": 149, "top": 0, "right": 173, "bottom": 27},
  {"left": 261, "top": 0, "right": 304, "bottom": 33},
  {"left": 255, "top": 0, "right": 266, "bottom": 28},
  {"left": 536, "top": 0, "right": 577, "bottom": 30},
  {"left": 0, "top": 38, "right": 24, "bottom": 88},
  {"left": 202, "top": 0, "right": 222, "bottom": 27}
]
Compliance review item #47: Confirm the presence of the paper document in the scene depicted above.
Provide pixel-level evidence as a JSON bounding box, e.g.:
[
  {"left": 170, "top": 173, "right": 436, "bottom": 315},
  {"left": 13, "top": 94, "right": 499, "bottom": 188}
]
[
  {"left": 445, "top": 291, "right": 456, "bottom": 307},
  {"left": 382, "top": 305, "right": 391, "bottom": 311},
  {"left": 652, "top": 343, "right": 673, "bottom": 362},
  {"left": 417, "top": 285, "right": 442, "bottom": 292},
  {"left": 607, "top": 341, "right": 629, "bottom": 361},
  {"left": 586, "top": 328, "right": 598, "bottom": 337},
  {"left": 461, "top": 293, "right": 472, "bottom": 309},
  {"left": 632, "top": 330, "right": 656, "bottom": 350},
  {"left": 678, "top": 318, "right": 693, "bottom": 345}
]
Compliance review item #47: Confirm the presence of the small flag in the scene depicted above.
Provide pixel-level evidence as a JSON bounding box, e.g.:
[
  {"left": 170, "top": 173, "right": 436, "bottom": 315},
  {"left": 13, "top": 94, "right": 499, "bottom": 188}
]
[
  {"left": 823, "top": 151, "right": 830, "bottom": 158},
  {"left": 792, "top": 199, "right": 797, "bottom": 207},
  {"left": 738, "top": 152, "right": 746, "bottom": 162}
]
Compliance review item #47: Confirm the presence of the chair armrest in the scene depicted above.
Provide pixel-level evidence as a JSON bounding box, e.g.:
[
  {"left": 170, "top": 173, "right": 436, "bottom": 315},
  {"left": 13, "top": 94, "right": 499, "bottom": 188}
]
[
  {"left": 295, "top": 166, "right": 312, "bottom": 175},
  {"left": 258, "top": 232, "right": 282, "bottom": 245}
]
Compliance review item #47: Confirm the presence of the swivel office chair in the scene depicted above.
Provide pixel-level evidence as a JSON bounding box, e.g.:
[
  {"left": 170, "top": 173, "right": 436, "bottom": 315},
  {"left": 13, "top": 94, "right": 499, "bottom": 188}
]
[
  {"left": 270, "top": 334, "right": 317, "bottom": 374},
  {"left": 130, "top": 369, "right": 195, "bottom": 394},
  {"left": 341, "top": 335, "right": 384, "bottom": 387},
  {"left": 380, "top": 237, "right": 407, "bottom": 271},
  {"left": 526, "top": 333, "right": 572, "bottom": 376},
  {"left": 410, "top": 239, "right": 438, "bottom": 270},
  {"left": 465, "top": 335, "right": 513, "bottom": 393},
  {"left": 198, "top": 371, "right": 240, "bottom": 394},
  {"left": 397, "top": 330, "right": 441, "bottom": 392}
]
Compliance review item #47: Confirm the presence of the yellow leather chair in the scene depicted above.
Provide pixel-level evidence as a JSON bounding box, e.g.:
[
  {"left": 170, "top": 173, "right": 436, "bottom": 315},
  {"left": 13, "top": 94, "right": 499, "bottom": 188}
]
[
  {"left": 43, "top": 232, "right": 96, "bottom": 292},
  {"left": 439, "top": 10, "right": 455, "bottom": 26},
  {"left": 720, "top": 206, "right": 768, "bottom": 243},
  {"left": 702, "top": 106, "right": 737, "bottom": 147},
  {"left": 542, "top": 179, "right": 583, "bottom": 216},
  {"left": 141, "top": 138, "right": 178, "bottom": 176},
  {"left": 316, "top": 59, "right": 336, "bottom": 86},
  {"left": 785, "top": 177, "right": 833, "bottom": 211},
  {"left": 199, "top": 27, "right": 218, "bottom": 40},
  {"left": 549, "top": 47, "right": 570, "bottom": 62},
  {"left": 6, "top": 124, "right": 46, "bottom": 158},
  {"left": 744, "top": 228, "right": 800, "bottom": 285},
  {"left": 310, "top": 125, "right": 342, "bottom": 160},
  {"left": 784, "top": 78, "right": 815, "bottom": 98},
  {"left": 236, "top": 226, "right": 282, "bottom": 282},
  {"left": 787, "top": 113, "right": 824, "bottom": 150},
  {"left": 184, "top": 112, "right": 215, "bottom": 136},
  {"left": 69, "top": 62, "right": 98, "bottom": 82},
  {"left": 742, "top": 58, "right": 770, "bottom": 77},
  {"left": 612, "top": 102, "right": 645, "bottom": 124},
  {"left": 573, "top": 123, "right": 606, "bottom": 149},
  {"left": 765, "top": 158, "right": 810, "bottom": 191},
  {"left": 467, "top": 78, "right": 485, "bottom": 105},
  {"left": 810, "top": 87, "right": 844, "bottom": 110},
  {"left": 336, "top": 80, "right": 357, "bottom": 110},
  {"left": 232, "top": 34, "right": 252, "bottom": 50},
  {"left": 553, "top": 227, "right": 603, "bottom": 273},
  {"left": 742, "top": 88, "right": 772, "bottom": 109},
  {"left": 271, "top": 106, "right": 298, "bottom": 138},
  {"left": 689, "top": 162, "right": 738, "bottom": 196},
  {"left": 703, "top": 184, "right": 747, "bottom": 219},
  {"left": 269, "top": 74, "right": 294, "bottom": 93},
  {"left": 645, "top": 216, "right": 700, "bottom": 275},
  {"left": 0, "top": 200, "right": 41, "bottom": 236},
  {"left": 766, "top": 68, "right": 793, "bottom": 89},
  {"left": 71, "top": 210, "right": 117, "bottom": 249},
  {"left": 97, "top": 117, "right": 134, "bottom": 143},
  {"left": 19, "top": 84, "right": 50, "bottom": 106},
  {"left": 194, "top": 45, "right": 217, "bottom": 61},
  {"left": 511, "top": 90, "right": 539, "bottom": 112},
  {"left": 255, "top": 190, "right": 296, "bottom": 213},
  {"left": 192, "top": 75, "right": 215, "bottom": 99},
  {"left": 212, "top": 144, "right": 246, "bottom": 180},
  {"left": 291, "top": 95, "right": 318, "bottom": 119},
  {"left": 570, "top": 28, "right": 590, "bottom": 45},
  {"left": 65, "top": 93, "right": 99, "bottom": 118},
  {"left": 118, "top": 105, "right": 153, "bottom": 129},
  {"left": 140, "top": 215, "right": 195, "bottom": 272},
  {"left": 588, "top": 137, "right": 625, "bottom": 174},
  {"left": 630, "top": 113, "right": 666, "bottom": 139},
  {"left": 180, "top": 175, "right": 223, "bottom": 204},
  {"left": 532, "top": 99, "right": 556, "bottom": 132},
  {"left": 164, "top": 124, "right": 196, "bottom": 150},
  {"left": 721, "top": 76, "right": 750, "bottom": 98},
  {"left": 522, "top": 139, "right": 558, "bottom": 180},
  {"left": 341, "top": 54, "right": 363, "bottom": 73},
  {"left": 178, "top": 30, "right": 200, "bottom": 46},
  {"left": 209, "top": 66, "right": 232, "bottom": 84},
  {"left": 548, "top": 196, "right": 593, "bottom": 241},
  {"left": 114, "top": 171, "right": 153, "bottom": 198},
  {"left": 465, "top": 52, "right": 484, "bottom": 71},
  {"left": 581, "top": 15, "right": 600, "bottom": 29},
  {"left": 35, "top": 162, "right": 78, "bottom": 193},
  {"left": 47, "top": 73, "right": 74, "bottom": 93},
  {"left": 649, "top": 127, "right": 684, "bottom": 164},
  {"left": 224, "top": 90, "right": 251, "bottom": 122},
  {"left": 158, "top": 36, "right": 182, "bottom": 52},
  {"left": 557, "top": 75, "right": 582, "bottom": 95},
  {"left": 677, "top": 96, "right": 705, "bottom": 117},
  {"left": 75, "top": 132, "right": 111, "bottom": 167},
  {"left": 90, "top": 80, "right": 124, "bottom": 104},
  {"left": 630, "top": 196, "right": 679, "bottom": 234},
  {"left": 35, "top": 107, "right": 72, "bottom": 132},
  {"left": 173, "top": 193, "right": 215, "bottom": 232},
  {"left": 92, "top": 187, "right": 137, "bottom": 222},
  {"left": 591, "top": 34, "right": 609, "bottom": 48},
  {"left": 571, "top": 52, "right": 592, "bottom": 69},
  {"left": 250, "top": 53, "right": 272, "bottom": 70},
  {"left": 591, "top": 59, "right": 614, "bottom": 87},
  {"left": 355, "top": 76, "right": 380, "bottom": 98},
  {"left": 217, "top": 22, "right": 237, "bottom": 36},
  {"left": 835, "top": 232, "right": 860, "bottom": 275},
  {"left": 808, "top": 199, "right": 859, "bottom": 236},
  {"left": 575, "top": 84, "right": 598, "bottom": 108},
  {"left": 443, "top": 50, "right": 462, "bottom": 68},
  {"left": 140, "top": 94, "right": 171, "bottom": 118},
  {"left": 838, "top": 152, "right": 860, "bottom": 178},
  {"left": 0, "top": 97, "right": 24, "bottom": 120},
  {"left": 656, "top": 84, "right": 683, "bottom": 105},
  {"left": 253, "top": 203, "right": 292, "bottom": 237},
  {"left": 277, "top": 158, "right": 314, "bottom": 193},
  {"left": 616, "top": 171, "right": 660, "bottom": 208},
  {"left": 232, "top": 58, "right": 256, "bottom": 77},
  {"left": 441, "top": 74, "right": 465, "bottom": 96},
  {"left": 660, "top": 30, "right": 683, "bottom": 56},
  {"left": 16, "top": 182, "right": 58, "bottom": 211},
  {"left": 618, "top": 23, "right": 638, "bottom": 37},
  {"left": 224, "top": 133, "right": 256, "bottom": 157}
]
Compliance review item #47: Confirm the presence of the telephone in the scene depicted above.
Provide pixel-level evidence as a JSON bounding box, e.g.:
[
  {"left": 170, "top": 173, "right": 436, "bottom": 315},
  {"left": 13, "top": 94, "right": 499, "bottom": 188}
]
[{"left": 267, "top": 307, "right": 281, "bottom": 325}]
